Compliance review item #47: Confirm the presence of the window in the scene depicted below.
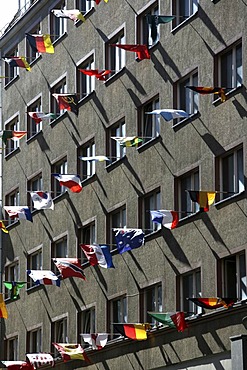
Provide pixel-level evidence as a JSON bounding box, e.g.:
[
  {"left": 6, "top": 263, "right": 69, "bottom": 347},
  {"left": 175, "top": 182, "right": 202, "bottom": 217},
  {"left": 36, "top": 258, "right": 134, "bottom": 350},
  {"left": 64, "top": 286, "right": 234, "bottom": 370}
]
[
  {"left": 180, "top": 269, "right": 201, "bottom": 315},
  {"left": 4, "top": 45, "right": 18, "bottom": 85},
  {"left": 51, "top": 317, "right": 67, "bottom": 354},
  {"left": 76, "top": 0, "right": 93, "bottom": 13},
  {"left": 138, "top": 96, "right": 160, "bottom": 144},
  {"left": 5, "top": 116, "right": 20, "bottom": 156},
  {"left": 105, "top": 30, "right": 125, "bottom": 77},
  {"left": 27, "top": 173, "right": 43, "bottom": 210},
  {"left": 79, "top": 222, "right": 96, "bottom": 263},
  {"left": 140, "top": 283, "right": 162, "bottom": 324},
  {"left": 77, "top": 55, "right": 95, "bottom": 100},
  {"left": 26, "top": 327, "right": 42, "bottom": 353},
  {"left": 27, "top": 97, "right": 42, "bottom": 139},
  {"left": 27, "top": 248, "right": 42, "bottom": 288},
  {"left": 140, "top": 189, "right": 161, "bottom": 235},
  {"left": 175, "top": 168, "right": 199, "bottom": 218},
  {"left": 176, "top": 71, "right": 198, "bottom": 118},
  {"left": 109, "top": 119, "right": 126, "bottom": 163},
  {"left": 109, "top": 206, "right": 126, "bottom": 249},
  {"left": 172, "top": 0, "right": 199, "bottom": 27},
  {"left": 217, "top": 41, "right": 242, "bottom": 91},
  {"left": 137, "top": 2, "right": 158, "bottom": 46},
  {"left": 5, "top": 337, "right": 18, "bottom": 360},
  {"left": 4, "top": 261, "right": 19, "bottom": 299},
  {"left": 50, "top": 0, "right": 67, "bottom": 43},
  {"left": 50, "top": 78, "right": 67, "bottom": 117},
  {"left": 216, "top": 146, "right": 244, "bottom": 201},
  {"left": 5, "top": 188, "right": 20, "bottom": 224},
  {"left": 109, "top": 296, "right": 127, "bottom": 337},
  {"left": 26, "top": 24, "right": 41, "bottom": 63},
  {"left": 220, "top": 252, "right": 246, "bottom": 301},
  {"left": 52, "top": 236, "right": 68, "bottom": 260},
  {"left": 51, "top": 157, "right": 68, "bottom": 197},
  {"left": 78, "top": 141, "right": 95, "bottom": 180},
  {"left": 78, "top": 307, "right": 95, "bottom": 344}
]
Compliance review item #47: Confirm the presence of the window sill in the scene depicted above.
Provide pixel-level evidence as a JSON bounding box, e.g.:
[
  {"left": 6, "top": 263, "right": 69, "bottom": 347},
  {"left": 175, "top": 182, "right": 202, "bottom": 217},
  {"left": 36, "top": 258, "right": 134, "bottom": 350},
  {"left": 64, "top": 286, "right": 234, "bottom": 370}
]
[
  {"left": 4, "top": 75, "right": 19, "bottom": 89},
  {"left": 212, "top": 85, "right": 243, "bottom": 105},
  {"left": 26, "top": 130, "right": 43, "bottom": 144},
  {"left": 53, "top": 191, "right": 68, "bottom": 203},
  {"left": 172, "top": 111, "right": 200, "bottom": 130},
  {"left": 50, "top": 111, "right": 68, "bottom": 126},
  {"left": 81, "top": 173, "right": 96, "bottom": 185},
  {"left": 52, "top": 32, "right": 68, "bottom": 47},
  {"left": 137, "top": 135, "right": 161, "bottom": 152},
  {"left": 78, "top": 90, "right": 95, "bottom": 107},
  {"left": 26, "top": 284, "right": 43, "bottom": 293},
  {"left": 104, "top": 67, "right": 126, "bottom": 86},
  {"left": 29, "top": 54, "right": 42, "bottom": 67},
  {"left": 106, "top": 155, "right": 126, "bottom": 172},
  {"left": 143, "top": 228, "right": 161, "bottom": 242},
  {"left": 171, "top": 11, "right": 198, "bottom": 34},
  {"left": 6, "top": 219, "right": 20, "bottom": 230},
  {"left": 4, "top": 147, "right": 20, "bottom": 160},
  {"left": 75, "top": 7, "right": 95, "bottom": 25},
  {"left": 214, "top": 190, "right": 245, "bottom": 208}
]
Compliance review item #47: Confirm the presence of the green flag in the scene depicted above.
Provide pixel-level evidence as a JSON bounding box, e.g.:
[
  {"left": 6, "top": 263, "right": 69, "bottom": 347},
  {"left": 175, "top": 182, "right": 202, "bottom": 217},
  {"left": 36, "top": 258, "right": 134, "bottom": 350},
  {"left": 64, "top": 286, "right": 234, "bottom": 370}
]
[
  {"left": 146, "top": 15, "right": 175, "bottom": 43},
  {"left": 4, "top": 281, "right": 26, "bottom": 300},
  {"left": 147, "top": 312, "right": 176, "bottom": 328}
]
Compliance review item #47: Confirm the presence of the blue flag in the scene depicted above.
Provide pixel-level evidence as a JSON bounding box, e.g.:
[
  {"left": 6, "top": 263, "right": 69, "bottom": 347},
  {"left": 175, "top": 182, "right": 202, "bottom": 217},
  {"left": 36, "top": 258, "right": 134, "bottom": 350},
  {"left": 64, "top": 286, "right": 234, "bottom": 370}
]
[{"left": 115, "top": 229, "right": 145, "bottom": 254}]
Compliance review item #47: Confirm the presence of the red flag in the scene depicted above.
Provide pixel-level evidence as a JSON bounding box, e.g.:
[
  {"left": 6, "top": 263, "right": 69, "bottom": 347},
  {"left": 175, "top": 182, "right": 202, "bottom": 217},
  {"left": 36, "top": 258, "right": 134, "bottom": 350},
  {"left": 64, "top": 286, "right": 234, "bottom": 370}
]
[
  {"left": 110, "top": 44, "right": 150, "bottom": 60},
  {"left": 186, "top": 86, "right": 226, "bottom": 102},
  {"left": 79, "top": 69, "right": 112, "bottom": 81},
  {"left": 53, "top": 258, "right": 86, "bottom": 280},
  {"left": 170, "top": 312, "right": 188, "bottom": 332},
  {"left": 52, "top": 94, "right": 78, "bottom": 115}
]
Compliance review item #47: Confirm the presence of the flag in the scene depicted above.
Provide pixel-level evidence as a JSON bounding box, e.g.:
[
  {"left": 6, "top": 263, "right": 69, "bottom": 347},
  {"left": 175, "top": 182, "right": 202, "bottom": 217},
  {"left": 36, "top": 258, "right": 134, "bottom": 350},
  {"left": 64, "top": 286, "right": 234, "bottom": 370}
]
[
  {"left": 110, "top": 44, "right": 150, "bottom": 60},
  {"left": 26, "top": 354, "right": 54, "bottom": 369},
  {"left": 30, "top": 191, "right": 54, "bottom": 210},
  {"left": 53, "top": 258, "right": 86, "bottom": 280},
  {"left": 1, "top": 130, "right": 27, "bottom": 145},
  {"left": 186, "top": 86, "right": 226, "bottom": 102},
  {"left": 52, "top": 174, "right": 82, "bottom": 193},
  {"left": 26, "top": 33, "right": 54, "bottom": 54},
  {"left": 3, "top": 56, "right": 31, "bottom": 71},
  {"left": 80, "top": 333, "right": 108, "bottom": 350},
  {"left": 93, "top": 0, "right": 108, "bottom": 4},
  {"left": 113, "top": 324, "right": 149, "bottom": 340},
  {"left": 3, "top": 281, "right": 26, "bottom": 300},
  {"left": 187, "top": 297, "right": 237, "bottom": 309},
  {"left": 79, "top": 69, "right": 112, "bottom": 81},
  {"left": 146, "top": 15, "right": 175, "bottom": 43},
  {"left": 80, "top": 244, "right": 114, "bottom": 268},
  {"left": 111, "top": 136, "right": 143, "bottom": 147},
  {"left": 79, "top": 155, "right": 110, "bottom": 162},
  {"left": 147, "top": 312, "right": 176, "bottom": 328},
  {"left": 150, "top": 210, "right": 179, "bottom": 229},
  {"left": 52, "top": 343, "right": 89, "bottom": 362},
  {"left": 0, "top": 220, "right": 8, "bottom": 233},
  {"left": 27, "top": 270, "right": 60, "bottom": 287},
  {"left": 51, "top": 9, "right": 85, "bottom": 23},
  {"left": 4, "top": 206, "right": 33, "bottom": 222},
  {"left": 146, "top": 109, "right": 189, "bottom": 122},
  {"left": 0, "top": 293, "right": 8, "bottom": 318},
  {"left": 188, "top": 191, "right": 216, "bottom": 212},
  {"left": 170, "top": 312, "right": 188, "bottom": 332},
  {"left": 1, "top": 361, "right": 34, "bottom": 370},
  {"left": 28, "top": 112, "right": 57, "bottom": 124},
  {"left": 114, "top": 229, "right": 145, "bottom": 254},
  {"left": 52, "top": 93, "right": 78, "bottom": 115}
]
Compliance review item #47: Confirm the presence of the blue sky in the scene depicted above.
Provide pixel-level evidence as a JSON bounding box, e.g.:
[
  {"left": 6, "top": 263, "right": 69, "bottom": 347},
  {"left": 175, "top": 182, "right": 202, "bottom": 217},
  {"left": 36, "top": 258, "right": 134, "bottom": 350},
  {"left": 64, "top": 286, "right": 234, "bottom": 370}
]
[{"left": 0, "top": 1, "right": 19, "bottom": 31}]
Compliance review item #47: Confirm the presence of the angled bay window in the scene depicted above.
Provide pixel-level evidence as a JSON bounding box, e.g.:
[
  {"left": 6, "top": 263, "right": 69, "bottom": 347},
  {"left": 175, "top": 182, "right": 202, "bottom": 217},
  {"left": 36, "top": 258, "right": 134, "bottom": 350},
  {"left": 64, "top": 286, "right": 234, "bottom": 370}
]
[
  {"left": 216, "top": 41, "right": 242, "bottom": 92},
  {"left": 26, "top": 327, "right": 42, "bottom": 353},
  {"left": 77, "top": 54, "right": 95, "bottom": 100},
  {"left": 4, "top": 261, "right": 19, "bottom": 299},
  {"left": 175, "top": 168, "right": 199, "bottom": 218},
  {"left": 219, "top": 251, "right": 246, "bottom": 301},
  {"left": 78, "top": 307, "right": 95, "bottom": 344},
  {"left": 179, "top": 269, "right": 201, "bottom": 315},
  {"left": 109, "top": 296, "right": 127, "bottom": 338},
  {"left": 109, "top": 205, "right": 126, "bottom": 249},
  {"left": 5, "top": 188, "right": 20, "bottom": 224},
  {"left": 5, "top": 336, "right": 18, "bottom": 360},
  {"left": 138, "top": 96, "right": 160, "bottom": 145},
  {"left": 108, "top": 119, "right": 126, "bottom": 163},
  {"left": 5, "top": 116, "right": 20, "bottom": 156},
  {"left": 79, "top": 221, "right": 96, "bottom": 263},
  {"left": 78, "top": 140, "right": 96, "bottom": 180},
  {"left": 105, "top": 30, "right": 125, "bottom": 77},
  {"left": 50, "top": 78, "right": 67, "bottom": 118},
  {"left": 27, "top": 173, "right": 43, "bottom": 210},
  {"left": 27, "top": 247, "right": 42, "bottom": 289},
  {"left": 175, "top": 71, "right": 198, "bottom": 119},
  {"left": 4, "top": 45, "right": 18, "bottom": 85},
  {"left": 140, "top": 188, "right": 161, "bottom": 235},
  {"left": 51, "top": 157, "right": 67, "bottom": 197},
  {"left": 172, "top": 0, "right": 199, "bottom": 27},
  {"left": 136, "top": 1, "right": 158, "bottom": 46},
  {"left": 27, "top": 97, "right": 42, "bottom": 139},
  {"left": 26, "top": 23, "right": 41, "bottom": 63},
  {"left": 215, "top": 146, "right": 244, "bottom": 201},
  {"left": 50, "top": 0, "right": 67, "bottom": 43},
  {"left": 140, "top": 283, "right": 162, "bottom": 324}
]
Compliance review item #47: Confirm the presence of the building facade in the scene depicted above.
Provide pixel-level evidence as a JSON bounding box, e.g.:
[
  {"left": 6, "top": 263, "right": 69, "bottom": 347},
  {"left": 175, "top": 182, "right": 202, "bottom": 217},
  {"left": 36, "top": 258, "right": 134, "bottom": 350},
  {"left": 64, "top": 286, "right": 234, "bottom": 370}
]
[{"left": 0, "top": 0, "right": 246, "bottom": 369}]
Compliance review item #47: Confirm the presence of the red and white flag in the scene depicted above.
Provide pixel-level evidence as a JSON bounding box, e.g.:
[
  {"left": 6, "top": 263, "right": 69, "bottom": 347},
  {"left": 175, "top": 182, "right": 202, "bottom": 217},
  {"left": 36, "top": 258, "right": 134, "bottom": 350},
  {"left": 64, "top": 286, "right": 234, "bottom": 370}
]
[
  {"left": 81, "top": 333, "right": 108, "bottom": 350},
  {"left": 26, "top": 353, "right": 54, "bottom": 369},
  {"left": 52, "top": 174, "right": 82, "bottom": 193}
]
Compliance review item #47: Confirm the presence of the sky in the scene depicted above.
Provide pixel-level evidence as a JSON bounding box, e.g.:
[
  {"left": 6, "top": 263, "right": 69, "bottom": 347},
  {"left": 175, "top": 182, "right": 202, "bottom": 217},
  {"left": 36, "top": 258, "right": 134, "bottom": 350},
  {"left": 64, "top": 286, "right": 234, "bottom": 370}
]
[{"left": 0, "top": 0, "right": 19, "bottom": 31}]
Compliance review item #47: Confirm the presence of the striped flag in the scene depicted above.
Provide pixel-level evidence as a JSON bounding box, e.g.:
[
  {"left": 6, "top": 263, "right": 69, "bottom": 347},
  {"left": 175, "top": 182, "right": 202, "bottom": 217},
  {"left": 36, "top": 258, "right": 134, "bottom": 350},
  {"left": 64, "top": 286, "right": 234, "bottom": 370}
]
[
  {"left": 113, "top": 323, "right": 150, "bottom": 340},
  {"left": 26, "top": 33, "right": 54, "bottom": 54},
  {"left": 53, "top": 258, "right": 86, "bottom": 280},
  {"left": 3, "top": 56, "right": 31, "bottom": 71},
  {"left": 187, "top": 297, "right": 237, "bottom": 309},
  {"left": 0, "top": 293, "right": 8, "bottom": 318},
  {"left": 188, "top": 191, "right": 216, "bottom": 212},
  {"left": 28, "top": 112, "right": 57, "bottom": 124},
  {"left": 186, "top": 86, "right": 226, "bottom": 102},
  {"left": 27, "top": 270, "right": 60, "bottom": 287},
  {"left": 80, "top": 333, "right": 108, "bottom": 350},
  {"left": 52, "top": 343, "right": 89, "bottom": 362},
  {"left": 150, "top": 210, "right": 179, "bottom": 229}
]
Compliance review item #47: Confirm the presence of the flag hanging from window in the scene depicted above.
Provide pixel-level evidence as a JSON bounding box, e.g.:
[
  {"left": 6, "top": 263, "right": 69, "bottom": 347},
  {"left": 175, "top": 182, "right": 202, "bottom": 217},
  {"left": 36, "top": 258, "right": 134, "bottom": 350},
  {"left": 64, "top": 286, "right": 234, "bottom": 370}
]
[
  {"left": 170, "top": 312, "right": 188, "bottom": 332},
  {"left": 3, "top": 56, "right": 31, "bottom": 71},
  {"left": 80, "top": 333, "right": 108, "bottom": 350},
  {"left": 3, "top": 281, "right": 26, "bottom": 300},
  {"left": 52, "top": 93, "right": 79, "bottom": 115},
  {"left": 93, "top": 0, "right": 108, "bottom": 4},
  {"left": 187, "top": 297, "right": 237, "bottom": 309},
  {"left": 113, "top": 323, "right": 150, "bottom": 340},
  {"left": 79, "top": 69, "right": 112, "bottom": 81},
  {"left": 148, "top": 312, "right": 176, "bottom": 328},
  {"left": 111, "top": 136, "right": 143, "bottom": 147},
  {"left": 150, "top": 210, "right": 179, "bottom": 229},
  {"left": 79, "top": 155, "right": 110, "bottom": 162},
  {"left": 188, "top": 191, "right": 216, "bottom": 212},
  {"left": 52, "top": 174, "right": 82, "bottom": 193},
  {"left": 114, "top": 229, "right": 145, "bottom": 254},
  {"left": 1, "top": 361, "right": 34, "bottom": 369},
  {"left": 0, "top": 293, "right": 8, "bottom": 319},
  {"left": 146, "top": 15, "right": 175, "bottom": 43},
  {"left": 146, "top": 109, "right": 189, "bottom": 122},
  {"left": 28, "top": 112, "right": 57, "bottom": 124},
  {"left": 186, "top": 86, "right": 226, "bottom": 102},
  {"left": 30, "top": 191, "right": 54, "bottom": 210},
  {"left": 110, "top": 44, "right": 150, "bottom": 60},
  {"left": 26, "top": 353, "right": 55, "bottom": 369},
  {"left": 4, "top": 206, "right": 33, "bottom": 222},
  {"left": 0, "top": 130, "right": 27, "bottom": 145},
  {"left": 53, "top": 258, "right": 86, "bottom": 280},
  {"left": 51, "top": 9, "right": 85, "bottom": 23},
  {"left": 0, "top": 220, "right": 8, "bottom": 233},
  {"left": 80, "top": 244, "right": 114, "bottom": 268},
  {"left": 27, "top": 270, "right": 61, "bottom": 287},
  {"left": 26, "top": 33, "right": 54, "bottom": 54},
  {"left": 52, "top": 343, "right": 89, "bottom": 362}
]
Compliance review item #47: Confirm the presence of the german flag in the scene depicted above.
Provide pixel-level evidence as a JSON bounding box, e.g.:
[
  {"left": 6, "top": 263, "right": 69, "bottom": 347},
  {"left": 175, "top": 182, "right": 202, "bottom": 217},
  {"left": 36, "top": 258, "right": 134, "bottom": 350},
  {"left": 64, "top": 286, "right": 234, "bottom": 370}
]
[
  {"left": 188, "top": 191, "right": 216, "bottom": 212},
  {"left": 113, "top": 323, "right": 150, "bottom": 340},
  {"left": 186, "top": 86, "right": 226, "bottom": 102},
  {"left": 188, "top": 297, "right": 237, "bottom": 309},
  {"left": 3, "top": 56, "right": 31, "bottom": 71},
  {"left": 26, "top": 33, "right": 54, "bottom": 54}
]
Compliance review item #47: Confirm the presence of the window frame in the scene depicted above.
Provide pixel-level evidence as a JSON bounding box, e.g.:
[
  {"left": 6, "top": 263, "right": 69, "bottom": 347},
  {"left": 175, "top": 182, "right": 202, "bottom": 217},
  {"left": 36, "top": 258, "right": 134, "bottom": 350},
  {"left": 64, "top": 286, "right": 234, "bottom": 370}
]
[
  {"left": 78, "top": 140, "right": 96, "bottom": 181},
  {"left": 4, "top": 115, "right": 20, "bottom": 156},
  {"left": 78, "top": 221, "right": 96, "bottom": 264},
  {"left": 5, "top": 188, "right": 20, "bottom": 224},
  {"left": 108, "top": 205, "right": 126, "bottom": 250},
  {"left": 179, "top": 268, "right": 201, "bottom": 315},
  {"left": 26, "top": 23, "right": 41, "bottom": 63},
  {"left": 172, "top": 0, "right": 199, "bottom": 29},
  {"left": 51, "top": 316, "right": 68, "bottom": 354},
  {"left": 49, "top": 0, "right": 67, "bottom": 44},
  {"left": 27, "top": 96, "right": 42, "bottom": 140},
  {"left": 76, "top": 53, "right": 95, "bottom": 101},
  {"left": 4, "top": 336, "right": 19, "bottom": 361},
  {"left": 75, "top": 0, "right": 94, "bottom": 14},
  {"left": 136, "top": 1, "right": 159, "bottom": 47},
  {"left": 140, "top": 283, "right": 162, "bottom": 324},
  {"left": 138, "top": 95, "right": 160, "bottom": 146},
  {"left": 4, "top": 261, "right": 19, "bottom": 299},
  {"left": 51, "top": 156, "right": 68, "bottom": 197},
  {"left": 140, "top": 188, "right": 161, "bottom": 235},
  {"left": 26, "top": 326, "right": 42, "bottom": 353},
  {"left": 108, "top": 119, "right": 126, "bottom": 163},
  {"left": 4, "top": 45, "right": 19, "bottom": 86},
  {"left": 78, "top": 306, "right": 96, "bottom": 344},
  {"left": 50, "top": 76, "right": 67, "bottom": 119},
  {"left": 108, "top": 295, "right": 127, "bottom": 338},
  {"left": 27, "top": 246, "right": 43, "bottom": 289},
  {"left": 27, "top": 172, "right": 43, "bottom": 210},
  {"left": 105, "top": 28, "right": 126, "bottom": 79}
]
